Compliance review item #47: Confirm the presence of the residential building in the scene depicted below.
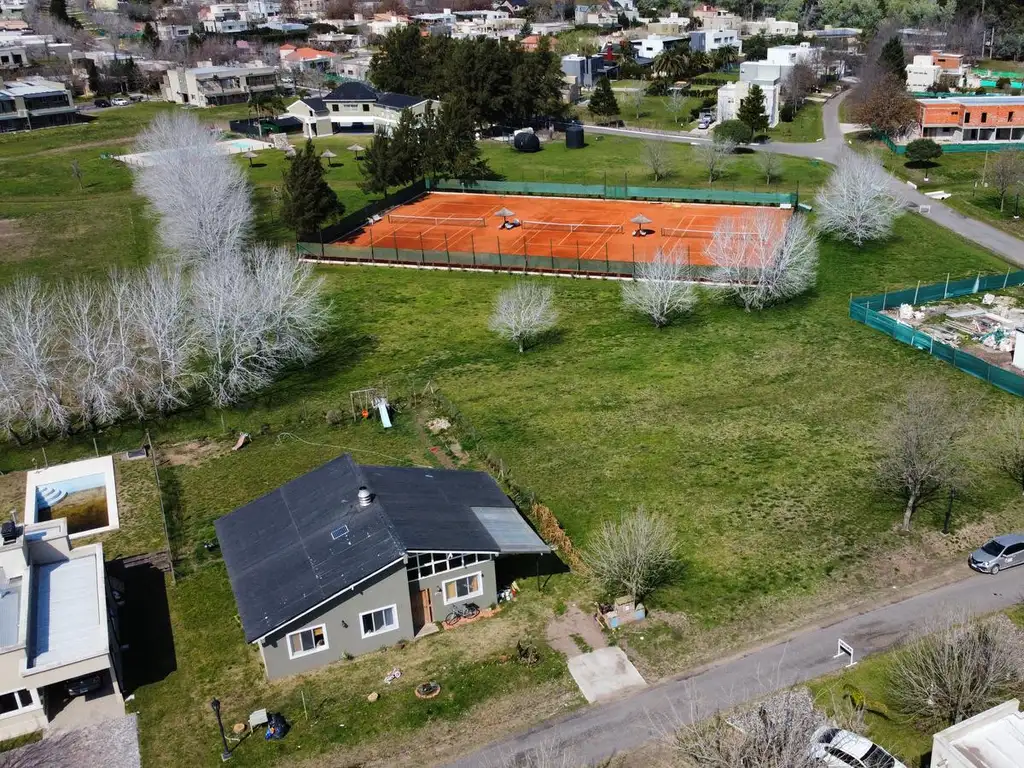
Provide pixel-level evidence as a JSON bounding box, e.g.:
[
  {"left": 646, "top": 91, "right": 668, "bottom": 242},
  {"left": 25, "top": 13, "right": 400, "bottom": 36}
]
[
  {"left": 247, "top": 0, "right": 281, "bottom": 23},
  {"left": 740, "top": 17, "right": 799, "bottom": 37},
  {"left": 718, "top": 78, "right": 780, "bottom": 127},
  {"left": 690, "top": 4, "right": 740, "bottom": 32},
  {"left": 689, "top": 28, "right": 741, "bottom": 54},
  {"left": 561, "top": 53, "right": 616, "bottom": 88},
  {"left": 906, "top": 54, "right": 942, "bottom": 91},
  {"left": 285, "top": 81, "right": 434, "bottom": 136},
  {"left": 0, "top": 77, "right": 78, "bottom": 133},
  {"left": 493, "top": 0, "right": 528, "bottom": 15},
  {"left": 215, "top": 454, "right": 549, "bottom": 679},
  {"left": 200, "top": 4, "right": 250, "bottom": 34},
  {"left": 631, "top": 34, "right": 688, "bottom": 59},
  {"left": 334, "top": 54, "right": 372, "bottom": 81},
  {"left": 0, "top": 517, "right": 123, "bottom": 740},
  {"left": 161, "top": 64, "right": 280, "bottom": 106},
  {"left": 574, "top": 4, "right": 618, "bottom": 28},
  {"left": 912, "top": 95, "right": 1024, "bottom": 145},
  {"left": 156, "top": 22, "right": 192, "bottom": 41},
  {"left": 297, "top": 0, "right": 325, "bottom": 18},
  {"left": 931, "top": 699, "right": 1024, "bottom": 767},
  {"left": 280, "top": 45, "right": 336, "bottom": 72},
  {"left": 647, "top": 12, "right": 687, "bottom": 36},
  {"left": 367, "top": 14, "right": 408, "bottom": 36},
  {"left": 0, "top": 32, "right": 71, "bottom": 69},
  {"left": 0, "top": 0, "right": 27, "bottom": 19}
]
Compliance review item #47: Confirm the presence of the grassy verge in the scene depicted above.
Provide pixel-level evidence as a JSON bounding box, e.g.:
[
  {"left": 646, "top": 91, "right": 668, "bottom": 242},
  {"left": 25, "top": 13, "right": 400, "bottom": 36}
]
[{"left": 766, "top": 102, "right": 825, "bottom": 142}]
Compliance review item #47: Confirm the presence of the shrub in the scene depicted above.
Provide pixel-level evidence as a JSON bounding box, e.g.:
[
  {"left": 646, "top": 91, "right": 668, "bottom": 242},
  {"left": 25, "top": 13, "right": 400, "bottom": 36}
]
[
  {"left": 645, "top": 78, "right": 670, "bottom": 96},
  {"left": 780, "top": 102, "right": 795, "bottom": 122},
  {"left": 904, "top": 138, "right": 943, "bottom": 164},
  {"left": 714, "top": 119, "right": 752, "bottom": 144}
]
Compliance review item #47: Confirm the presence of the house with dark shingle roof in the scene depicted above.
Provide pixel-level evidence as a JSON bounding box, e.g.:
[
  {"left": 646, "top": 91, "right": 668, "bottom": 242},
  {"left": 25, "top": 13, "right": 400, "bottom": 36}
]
[
  {"left": 215, "top": 455, "right": 548, "bottom": 679},
  {"left": 283, "top": 82, "right": 436, "bottom": 138}
]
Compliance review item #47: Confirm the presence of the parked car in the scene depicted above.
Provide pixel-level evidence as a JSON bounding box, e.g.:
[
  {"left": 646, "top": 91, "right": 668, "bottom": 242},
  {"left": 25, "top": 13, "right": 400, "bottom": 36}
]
[
  {"left": 93, "top": 98, "right": 111, "bottom": 108},
  {"left": 111, "top": 97, "right": 130, "bottom": 107},
  {"left": 66, "top": 674, "right": 102, "bottom": 698},
  {"left": 969, "top": 533, "right": 1024, "bottom": 574},
  {"left": 697, "top": 117, "right": 711, "bottom": 129},
  {"left": 810, "top": 726, "right": 907, "bottom": 768}
]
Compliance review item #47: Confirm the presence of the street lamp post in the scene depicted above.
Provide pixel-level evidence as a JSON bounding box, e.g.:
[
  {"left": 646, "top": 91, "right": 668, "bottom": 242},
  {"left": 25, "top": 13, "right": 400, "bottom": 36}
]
[{"left": 211, "top": 698, "right": 232, "bottom": 761}]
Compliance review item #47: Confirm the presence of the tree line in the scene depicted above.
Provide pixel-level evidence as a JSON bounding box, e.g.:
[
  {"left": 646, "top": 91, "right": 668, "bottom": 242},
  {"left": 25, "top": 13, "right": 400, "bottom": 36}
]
[{"left": 368, "top": 26, "right": 567, "bottom": 127}]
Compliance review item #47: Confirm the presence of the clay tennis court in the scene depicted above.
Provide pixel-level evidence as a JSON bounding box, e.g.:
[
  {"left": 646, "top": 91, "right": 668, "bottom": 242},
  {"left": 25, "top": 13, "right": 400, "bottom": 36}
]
[{"left": 339, "top": 192, "right": 793, "bottom": 267}]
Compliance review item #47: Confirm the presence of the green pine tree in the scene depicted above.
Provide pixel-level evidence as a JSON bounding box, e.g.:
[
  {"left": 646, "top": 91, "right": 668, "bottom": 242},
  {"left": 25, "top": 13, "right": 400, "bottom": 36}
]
[
  {"left": 737, "top": 83, "right": 769, "bottom": 139},
  {"left": 879, "top": 36, "right": 907, "bottom": 83},
  {"left": 358, "top": 131, "right": 397, "bottom": 196},
  {"left": 142, "top": 23, "right": 160, "bottom": 50},
  {"left": 388, "top": 109, "right": 423, "bottom": 187},
  {"left": 588, "top": 76, "right": 620, "bottom": 119},
  {"left": 281, "top": 140, "right": 343, "bottom": 237}
]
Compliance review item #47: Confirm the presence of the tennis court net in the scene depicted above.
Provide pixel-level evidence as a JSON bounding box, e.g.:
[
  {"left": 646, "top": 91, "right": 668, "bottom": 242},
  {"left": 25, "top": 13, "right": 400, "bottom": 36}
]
[
  {"left": 521, "top": 220, "right": 623, "bottom": 234},
  {"left": 660, "top": 226, "right": 718, "bottom": 238},
  {"left": 388, "top": 214, "right": 487, "bottom": 227}
]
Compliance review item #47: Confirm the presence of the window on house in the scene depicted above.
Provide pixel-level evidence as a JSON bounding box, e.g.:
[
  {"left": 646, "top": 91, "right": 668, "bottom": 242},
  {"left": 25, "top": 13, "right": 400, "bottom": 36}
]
[
  {"left": 362, "top": 103, "right": 370, "bottom": 112},
  {"left": 965, "top": 111, "right": 971, "bottom": 122},
  {"left": 0, "top": 689, "right": 34, "bottom": 717},
  {"left": 981, "top": 112, "right": 988, "bottom": 123},
  {"left": 443, "top": 571, "right": 483, "bottom": 604},
  {"left": 1011, "top": 111, "right": 1016, "bottom": 122},
  {"left": 360, "top": 605, "right": 398, "bottom": 638},
  {"left": 286, "top": 624, "right": 327, "bottom": 658},
  {"left": 331, "top": 103, "right": 339, "bottom": 112}
]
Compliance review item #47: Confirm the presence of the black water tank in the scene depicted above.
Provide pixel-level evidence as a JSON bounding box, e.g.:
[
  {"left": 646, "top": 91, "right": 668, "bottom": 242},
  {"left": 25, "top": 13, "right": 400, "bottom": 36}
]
[
  {"left": 565, "top": 124, "right": 584, "bottom": 149},
  {"left": 513, "top": 132, "right": 541, "bottom": 152}
]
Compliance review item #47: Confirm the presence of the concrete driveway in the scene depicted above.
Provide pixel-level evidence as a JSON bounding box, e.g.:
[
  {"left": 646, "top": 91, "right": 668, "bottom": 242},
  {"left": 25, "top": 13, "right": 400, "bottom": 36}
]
[{"left": 568, "top": 647, "right": 647, "bottom": 704}]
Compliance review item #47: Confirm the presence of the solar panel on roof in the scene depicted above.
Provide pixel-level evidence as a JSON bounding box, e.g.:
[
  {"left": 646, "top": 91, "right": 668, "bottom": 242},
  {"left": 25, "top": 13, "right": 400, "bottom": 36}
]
[{"left": 331, "top": 524, "right": 349, "bottom": 540}]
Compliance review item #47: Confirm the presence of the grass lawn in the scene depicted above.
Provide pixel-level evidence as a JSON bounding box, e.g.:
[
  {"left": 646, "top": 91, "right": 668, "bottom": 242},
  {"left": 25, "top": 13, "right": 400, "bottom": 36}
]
[
  {"left": 4, "top": 100, "right": 1024, "bottom": 767},
  {"left": 765, "top": 102, "right": 825, "bottom": 143}
]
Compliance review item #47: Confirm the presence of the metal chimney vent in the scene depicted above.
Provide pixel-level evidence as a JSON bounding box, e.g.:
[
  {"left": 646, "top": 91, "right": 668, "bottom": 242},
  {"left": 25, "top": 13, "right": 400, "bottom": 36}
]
[{"left": 357, "top": 487, "right": 372, "bottom": 507}]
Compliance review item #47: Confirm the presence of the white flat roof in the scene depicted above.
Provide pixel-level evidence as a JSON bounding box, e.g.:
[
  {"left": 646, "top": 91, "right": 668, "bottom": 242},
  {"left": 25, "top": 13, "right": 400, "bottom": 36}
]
[
  {"left": 0, "top": 78, "right": 66, "bottom": 97},
  {"left": 949, "top": 713, "right": 1024, "bottom": 767},
  {"left": 28, "top": 552, "right": 107, "bottom": 669}
]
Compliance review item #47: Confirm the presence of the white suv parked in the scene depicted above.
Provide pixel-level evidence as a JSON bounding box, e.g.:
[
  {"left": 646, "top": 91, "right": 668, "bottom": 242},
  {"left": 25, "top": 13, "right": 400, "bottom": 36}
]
[{"left": 810, "top": 726, "right": 907, "bottom": 768}]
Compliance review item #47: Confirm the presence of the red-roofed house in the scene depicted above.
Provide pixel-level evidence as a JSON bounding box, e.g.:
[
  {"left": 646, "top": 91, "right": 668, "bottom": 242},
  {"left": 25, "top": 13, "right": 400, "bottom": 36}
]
[{"left": 280, "top": 46, "right": 336, "bottom": 72}]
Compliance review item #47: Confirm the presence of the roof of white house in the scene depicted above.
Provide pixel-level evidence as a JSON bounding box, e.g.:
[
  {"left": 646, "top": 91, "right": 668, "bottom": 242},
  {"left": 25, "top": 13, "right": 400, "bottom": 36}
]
[
  {"left": 0, "top": 579, "right": 21, "bottom": 649},
  {"left": 28, "top": 549, "right": 107, "bottom": 670},
  {"left": 918, "top": 95, "right": 1024, "bottom": 106},
  {"left": 0, "top": 77, "right": 67, "bottom": 97},
  {"left": 934, "top": 700, "right": 1024, "bottom": 768}
]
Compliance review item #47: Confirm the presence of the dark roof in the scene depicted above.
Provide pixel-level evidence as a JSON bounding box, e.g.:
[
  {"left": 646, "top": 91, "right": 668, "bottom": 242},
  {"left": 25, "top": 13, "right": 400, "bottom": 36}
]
[
  {"left": 324, "top": 81, "right": 379, "bottom": 102},
  {"left": 376, "top": 92, "right": 427, "bottom": 110},
  {"left": 301, "top": 96, "right": 327, "bottom": 113},
  {"left": 273, "top": 115, "right": 303, "bottom": 128},
  {"left": 216, "top": 455, "right": 530, "bottom": 642}
]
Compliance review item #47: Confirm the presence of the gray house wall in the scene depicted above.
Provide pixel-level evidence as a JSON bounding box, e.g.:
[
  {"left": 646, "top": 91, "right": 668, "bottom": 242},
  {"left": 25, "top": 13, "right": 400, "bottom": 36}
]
[
  {"left": 412, "top": 558, "right": 497, "bottom": 624},
  {"left": 260, "top": 561, "right": 414, "bottom": 680}
]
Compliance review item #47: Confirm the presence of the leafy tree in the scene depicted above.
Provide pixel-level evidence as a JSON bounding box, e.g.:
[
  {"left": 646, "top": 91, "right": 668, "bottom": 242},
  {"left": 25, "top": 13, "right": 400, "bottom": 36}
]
[
  {"left": 878, "top": 36, "right": 907, "bottom": 83},
  {"left": 653, "top": 45, "right": 689, "bottom": 81},
  {"left": 743, "top": 32, "right": 770, "bottom": 61},
  {"left": 712, "top": 45, "right": 739, "bottom": 71},
  {"left": 737, "top": 83, "right": 769, "bottom": 138},
  {"left": 281, "top": 140, "right": 343, "bottom": 237},
  {"left": 588, "top": 76, "right": 620, "bottom": 120},
  {"left": 369, "top": 26, "right": 429, "bottom": 95},
  {"left": 387, "top": 109, "right": 423, "bottom": 187},
  {"left": 358, "top": 131, "right": 396, "bottom": 197},
  {"left": 714, "top": 119, "right": 752, "bottom": 144},
  {"left": 142, "top": 22, "right": 159, "bottom": 50},
  {"left": 780, "top": 102, "right": 795, "bottom": 122},
  {"left": 904, "top": 138, "right": 943, "bottom": 164}
]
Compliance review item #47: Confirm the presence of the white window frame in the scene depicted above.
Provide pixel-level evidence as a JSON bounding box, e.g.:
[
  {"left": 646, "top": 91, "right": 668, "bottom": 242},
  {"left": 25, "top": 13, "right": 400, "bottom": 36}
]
[
  {"left": 286, "top": 623, "right": 329, "bottom": 659},
  {"left": 0, "top": 688, "right": 39, "bottom": 720},
  {"left": 442, "top": 571, "right": 484, "bottom": 605},
  {"left": 359, "top": 604, "right": 399, "bottom": 639}
]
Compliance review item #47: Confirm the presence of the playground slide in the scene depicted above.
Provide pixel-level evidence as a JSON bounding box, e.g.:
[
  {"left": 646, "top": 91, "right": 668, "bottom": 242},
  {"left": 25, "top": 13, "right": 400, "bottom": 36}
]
[{"left": 376, "top": 399, "right": 393, "bottom": 429}]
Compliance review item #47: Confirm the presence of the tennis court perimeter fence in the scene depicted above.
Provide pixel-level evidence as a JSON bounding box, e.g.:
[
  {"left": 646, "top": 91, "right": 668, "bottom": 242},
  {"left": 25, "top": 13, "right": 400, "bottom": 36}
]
[{"left": 850, "top": 269, "right": 1024, "bottom": 397}]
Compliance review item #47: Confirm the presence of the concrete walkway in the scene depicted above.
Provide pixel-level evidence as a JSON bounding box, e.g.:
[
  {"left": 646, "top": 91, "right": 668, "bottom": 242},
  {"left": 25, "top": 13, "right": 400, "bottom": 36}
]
[
  {"left": 446, "top": 567, "right": 1024, "bottom": 767},
  {"left": 588, "top": 92, "right": 1024, "bottom": 267}
]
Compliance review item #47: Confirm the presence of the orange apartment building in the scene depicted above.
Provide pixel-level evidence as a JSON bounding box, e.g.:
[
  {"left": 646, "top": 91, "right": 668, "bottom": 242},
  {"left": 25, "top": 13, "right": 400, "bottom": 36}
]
[{"left": 915, "top": 96, "right": 1024, "bottom": 144}]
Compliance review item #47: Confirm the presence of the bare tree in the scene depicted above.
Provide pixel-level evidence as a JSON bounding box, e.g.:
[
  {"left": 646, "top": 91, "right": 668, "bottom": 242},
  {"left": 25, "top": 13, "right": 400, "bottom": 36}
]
[
  {"left": 991, "top": 405, "right": 1024, "bottom": 493},
  {"left": 815, "top": 151, "right": 905, "bottom": 246},
  {"left": 665, "top": 90, "right": 688, "bottom": 126},
  {"left": 642, "top": 139, "right": 670, "bottom": 181},
  {"left": 890, "top": 612, "right": 1024, "bottom": 726},
  {"left": 757, "top": 149, "right": 780, "bottom": 186},
  {"left": 623, "top": 88, "right": 645, "bottom": 121},
  {"left": 489, "top": 281, "right": 557, "bottom": 354},
  {"left": 193, "top": 246, "right": 328, "bottom": 407},
  {"left": 990, "top": 149, "right": 1024, "bottom": 213},
  {"left": 0, "top": 279, "right": 70, "bottom": 438},
  {"left": 134, "top": 112, "right": 253, "bottom": 262},
  {"left": 849, "top": 74, "right": 919, "bottom": 139},
  {"left": 876, "top": 382, "right": 972, "bottom": 532},
  {"left": 672, "top": 688, "right": 828, "bottom": 768},
  {"left": 782, "top": 62, "right": 819, "bottom": 108},
  {"left": 707, "top": 212, "right": 818, "bottom": 311},
  {"left": 130, "top": 264, "right": 198, "bottom": 415},
  {"left": 621, "top": 248, "right": 697, "bottom": 327},
  {"left": 697, "top": 137, "right": 735, "bottom": 184},
  {"left": 584, "top": 506, "right": 677, "bottom": 600}
]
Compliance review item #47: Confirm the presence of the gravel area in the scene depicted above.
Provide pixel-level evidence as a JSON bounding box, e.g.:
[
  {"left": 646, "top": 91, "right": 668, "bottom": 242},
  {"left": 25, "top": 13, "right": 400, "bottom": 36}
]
[{"left": 0, "top": 715, "right": 140, "bottom": 768}]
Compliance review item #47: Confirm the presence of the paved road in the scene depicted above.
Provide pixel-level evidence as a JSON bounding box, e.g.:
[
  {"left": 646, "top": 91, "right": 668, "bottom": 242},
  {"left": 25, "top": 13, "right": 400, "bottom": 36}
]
[
  {"left": 589, "top": 93, "right": 1024, "bottom": 266},
  {"left": 448, "top": 567, "right": 1024, "bottom": 767}
]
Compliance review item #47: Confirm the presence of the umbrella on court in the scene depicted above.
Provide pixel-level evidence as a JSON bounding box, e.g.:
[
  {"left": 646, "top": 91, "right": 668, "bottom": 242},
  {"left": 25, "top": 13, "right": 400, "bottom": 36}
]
[
  {"left": 242, "top": 150, "right": 258, "bottom": 167},
  {"left": 321, "top": 149, "right": 337, "bottom": 167},
  {"left": 630, "top": 213, "right": 653, "bottom": 236},
  {"left": 494, "top": 207, "right": 516, "bottom": 228},
  {"left": 348, "top": 143, "right": 365, "bottom": 160}
]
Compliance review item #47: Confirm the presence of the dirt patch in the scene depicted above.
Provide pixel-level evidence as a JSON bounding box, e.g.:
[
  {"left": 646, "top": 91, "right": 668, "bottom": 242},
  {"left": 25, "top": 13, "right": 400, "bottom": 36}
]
[
  {"left": 0, "top": 219, "right": 35, "bottom": 260},
  {"left": 0, "top": 471, "right": 26, "bottom": 520},
  {"left": 156, "top": 439, "right": 230, "bottom": 468},
  {"left": 32, "top": 138, "right": 132, "bottom": 156},
  {"left": 413, "top": 413, "right": 456, "bottom": 469},
  {"left": 546, "top": 604, "right": 607, "bottom": 659}
]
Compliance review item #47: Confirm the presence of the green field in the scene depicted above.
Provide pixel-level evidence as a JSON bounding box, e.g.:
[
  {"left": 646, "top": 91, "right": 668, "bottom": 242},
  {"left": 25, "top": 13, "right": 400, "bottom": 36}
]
[
  {"left": 3, "top": 102, "right": 1024, "bottom": 767},
  {"left": 766, "top": 101, "right": 825, "bottom": 142}
]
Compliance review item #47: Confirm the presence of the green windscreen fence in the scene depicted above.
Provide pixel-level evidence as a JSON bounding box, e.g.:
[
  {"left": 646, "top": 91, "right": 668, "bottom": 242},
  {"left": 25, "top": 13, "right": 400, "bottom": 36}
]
[
  {"left": 850, "top": 270, "right": 1024, "bottom": 397},
  {"left": 425, "top": 178, "right": 798, "bottom": 207}
]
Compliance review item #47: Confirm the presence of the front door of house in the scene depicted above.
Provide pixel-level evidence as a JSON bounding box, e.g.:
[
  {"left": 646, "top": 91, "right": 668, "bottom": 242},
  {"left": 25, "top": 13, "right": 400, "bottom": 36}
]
[{"left": 411, "top": 588, "right": 433, "bottom": 632}]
